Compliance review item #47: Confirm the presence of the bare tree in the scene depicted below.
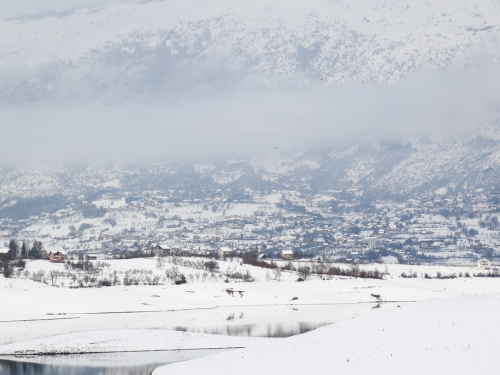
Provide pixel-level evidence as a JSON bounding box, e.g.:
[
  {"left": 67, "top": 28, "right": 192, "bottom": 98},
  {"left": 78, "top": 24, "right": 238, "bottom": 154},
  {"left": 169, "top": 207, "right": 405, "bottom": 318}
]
[
  {"left": 273, "top": 268, "right": 282, "bottom": 281},
  {"left": 49, "top": 270, "right": 58, "bottom": 285},
  {"left": 298, "top": 266, "right": 311, "bottom": 280},
  {"left": 156, "top": 256, "right": 165, "bottom": 269},
  {"left": 204, "top": 261, "right": 219, "bottom": 273}
]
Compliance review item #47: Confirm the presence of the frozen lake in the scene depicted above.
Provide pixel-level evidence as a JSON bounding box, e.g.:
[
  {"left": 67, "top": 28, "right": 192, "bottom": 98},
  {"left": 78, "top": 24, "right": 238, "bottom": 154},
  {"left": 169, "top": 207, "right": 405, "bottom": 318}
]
[
  {"left": 1, "top": 302, "right": 386, "bottom": 345},
  {"left": 0, "top": 302, "right": 389, "bottom": 374},
  {"left": 0, "top": 349, "right": 228, "bottom": 375}
]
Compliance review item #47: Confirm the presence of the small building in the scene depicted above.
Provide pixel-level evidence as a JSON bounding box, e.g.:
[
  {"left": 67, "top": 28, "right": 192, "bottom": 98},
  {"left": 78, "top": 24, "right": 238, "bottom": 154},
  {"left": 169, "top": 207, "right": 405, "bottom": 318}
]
[
  {"left": 85, "top": 253, "right": 101, "bottom": 261},
  {"left": 154, "top": 244, "right": 171, "bottom": 257},
  {"left": 363, "top": 237, "right": 380, "bottom": 248},
  {"left": 0, "top": 248, "right": 10, "bottom": 261},
  {"left": 218, "top": 246, "right": 232, "bottom": 258},
  {"left": 477, "top": 258, "right": 492, "bottom": 270},
  {"left": 281, "top": 249, "right": 294, "bottom": 260},
  {"left": 111, "top": 248, "right": 122, "bottom": 255},
  {"left": 49, "top": 251, "right": 65, "bottom": 263}
]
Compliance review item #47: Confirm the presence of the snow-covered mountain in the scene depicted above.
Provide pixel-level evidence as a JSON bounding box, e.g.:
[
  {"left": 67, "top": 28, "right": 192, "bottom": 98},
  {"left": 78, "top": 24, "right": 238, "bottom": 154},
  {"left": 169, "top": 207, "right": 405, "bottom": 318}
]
[
  {"left": 1, "top": 0, "right": 499, "bottom": 105},
  {"left": 1, "top": 123, "right": 500, "bottom": 205},
  {"left": 1, "top": 0, "right": 500, "bottom": 208}
]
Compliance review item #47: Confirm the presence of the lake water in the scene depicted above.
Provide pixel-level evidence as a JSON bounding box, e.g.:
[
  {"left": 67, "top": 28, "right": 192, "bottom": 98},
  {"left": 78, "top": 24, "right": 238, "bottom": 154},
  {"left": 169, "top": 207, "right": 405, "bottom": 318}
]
[
  {"left": 0, "top": 349, "right": 227, "bottom": 375},
  {"left": 1, "top": 303, "right": 383, "bottom": 345},
  {"left": 0, "top": 303, "right": 390, "bottom": 374}
]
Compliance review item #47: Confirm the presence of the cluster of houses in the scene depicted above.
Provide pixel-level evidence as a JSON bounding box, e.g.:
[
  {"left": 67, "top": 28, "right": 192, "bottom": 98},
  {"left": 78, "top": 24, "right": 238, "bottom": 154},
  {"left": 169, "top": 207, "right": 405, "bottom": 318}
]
[
  {"left": 4, "top": 243, "right": 497, "bottom": 273},
  {"left": 0, "top": 248, "right": 66, "bottom": 263},
  {"left": 2, "top": 185, "right": 500, "bottom": 268},
  {"left": 215, "top": 246, "right": 295, "bottom": 260}
]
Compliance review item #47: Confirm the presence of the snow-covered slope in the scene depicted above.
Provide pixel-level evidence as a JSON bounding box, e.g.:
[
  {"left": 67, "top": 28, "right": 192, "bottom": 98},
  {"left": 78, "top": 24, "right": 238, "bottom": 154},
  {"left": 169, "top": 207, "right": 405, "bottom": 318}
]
[
  {"left": 1, "top": 124, "right": 500, "bottom": 203},
  {"left": 1, "top": 1, "right": 499, "bottom": 202},
  {"left": 0, "top": 0, "right": 499, "bottom": 105}
]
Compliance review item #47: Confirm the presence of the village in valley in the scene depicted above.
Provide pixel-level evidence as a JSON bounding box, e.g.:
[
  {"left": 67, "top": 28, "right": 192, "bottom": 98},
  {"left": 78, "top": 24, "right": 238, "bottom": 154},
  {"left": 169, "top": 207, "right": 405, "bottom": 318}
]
[
  {"left": 2, "top": 185, "right": 499, "bottom": 269},
  {"left": 1, "top": 184, "right": 500, "bottom": 374}
]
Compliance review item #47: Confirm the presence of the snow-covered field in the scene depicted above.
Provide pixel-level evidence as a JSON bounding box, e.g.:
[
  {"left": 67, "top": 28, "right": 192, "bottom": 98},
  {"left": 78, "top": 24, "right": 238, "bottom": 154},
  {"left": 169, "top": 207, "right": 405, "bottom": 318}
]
[
  {"left": 154, "top": 293, "right": 500, "bottom": 375},
  {"left": 1, "top": 259, "right": 500, "bottom": 373}
]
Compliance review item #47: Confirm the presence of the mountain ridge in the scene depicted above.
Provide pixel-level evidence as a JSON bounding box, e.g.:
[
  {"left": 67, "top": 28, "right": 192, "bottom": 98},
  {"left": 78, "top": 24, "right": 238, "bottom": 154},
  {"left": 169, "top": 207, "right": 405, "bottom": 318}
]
[
  {"left": 1, "top": 124, "right": 500, "bottom": 205},
  {"left": 1, "top": 0, "right": 499, "bottom": 106}
]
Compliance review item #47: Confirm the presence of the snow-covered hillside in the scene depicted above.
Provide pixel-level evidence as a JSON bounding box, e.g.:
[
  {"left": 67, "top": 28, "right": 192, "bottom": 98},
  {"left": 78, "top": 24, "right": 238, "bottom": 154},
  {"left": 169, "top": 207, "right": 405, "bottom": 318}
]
[
  {"left": 1, "top": 124, "right": 500, "bottom": 202},
  {"left": 1, "top": 0, "right": 500, "bottom": 203},
  {"left": 0, "top": 0, "right": 499, "bottom": 105}
]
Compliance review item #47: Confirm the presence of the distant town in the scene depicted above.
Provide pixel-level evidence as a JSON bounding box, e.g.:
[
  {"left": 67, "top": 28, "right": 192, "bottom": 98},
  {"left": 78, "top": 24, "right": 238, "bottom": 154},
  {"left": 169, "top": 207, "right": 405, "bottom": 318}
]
[{"left": 2, "top": 186, "right": 499, "bottom": 266}]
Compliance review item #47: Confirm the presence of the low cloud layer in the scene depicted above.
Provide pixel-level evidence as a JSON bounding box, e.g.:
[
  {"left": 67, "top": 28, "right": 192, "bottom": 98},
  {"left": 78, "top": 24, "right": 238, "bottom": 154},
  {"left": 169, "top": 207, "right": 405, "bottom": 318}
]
[
  {"left": 1, "top": 59, "right": 500, "bottom": 165},
  {"left": 1, "top": 0, "right": 121, "bottom": 19}
]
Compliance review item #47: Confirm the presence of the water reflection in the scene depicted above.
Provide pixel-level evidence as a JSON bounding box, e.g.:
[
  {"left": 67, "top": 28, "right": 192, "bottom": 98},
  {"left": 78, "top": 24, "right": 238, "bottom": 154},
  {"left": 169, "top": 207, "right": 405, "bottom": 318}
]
[
  {"left": 0, "top": 360, "right": 153, "bottom": 375},
  {"left": 173, "top": 321, "right": 330, "bottom": 337},
  {"left": 0, "top": 349, "right": 227, "bottom": 375},
  {"left": 1, "top": 304, "right": 386, "bottom": 345},
  {"left": 0, "top": 303, "right": 392, "bottom": 374}
]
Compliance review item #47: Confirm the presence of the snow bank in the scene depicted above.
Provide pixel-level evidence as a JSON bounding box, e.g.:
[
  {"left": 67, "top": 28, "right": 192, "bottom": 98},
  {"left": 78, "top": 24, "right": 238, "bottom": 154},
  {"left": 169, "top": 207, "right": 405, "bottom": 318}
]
[
  {"left": 0, "top": 330, "right": 266, "bottom": 356},
  {"left": 154, "top": 293, "right": 500, "bottom": 374}
]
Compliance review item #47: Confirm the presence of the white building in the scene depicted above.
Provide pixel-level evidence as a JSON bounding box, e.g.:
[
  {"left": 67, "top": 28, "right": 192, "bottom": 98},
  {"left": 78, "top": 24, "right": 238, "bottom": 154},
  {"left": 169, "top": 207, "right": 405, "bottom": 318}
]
[
  {"left": 363, "top": 237, "right": 380, "bottom": 248},
  {"left": 477, "top": 258, "right": 492, "bottom": 270},
  {"left": 281, "top": 249, "right": 294, "bottom": 260},
  {"left": 218, "top": 246, "right": 232, "bottom": 258},
  {"left": 154, "top": 244, "right": 171, "bottom": 257}
]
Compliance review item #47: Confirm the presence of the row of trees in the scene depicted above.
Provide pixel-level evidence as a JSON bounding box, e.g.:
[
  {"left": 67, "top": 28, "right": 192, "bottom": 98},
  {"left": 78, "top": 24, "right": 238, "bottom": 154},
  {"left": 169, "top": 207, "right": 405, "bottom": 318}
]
[
  {"left": 7, "top": 239, "right": 46, "bottom": 260},
  {"left": 241, "top": 250, "right": 384, "bottom": 280}
]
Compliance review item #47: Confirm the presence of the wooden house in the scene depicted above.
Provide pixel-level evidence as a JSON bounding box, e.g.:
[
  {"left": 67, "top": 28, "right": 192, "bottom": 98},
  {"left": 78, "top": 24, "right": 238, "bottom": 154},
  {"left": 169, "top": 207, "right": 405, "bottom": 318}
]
[{"left": 0, "top": 248, "right": 10, "bottom": 262}]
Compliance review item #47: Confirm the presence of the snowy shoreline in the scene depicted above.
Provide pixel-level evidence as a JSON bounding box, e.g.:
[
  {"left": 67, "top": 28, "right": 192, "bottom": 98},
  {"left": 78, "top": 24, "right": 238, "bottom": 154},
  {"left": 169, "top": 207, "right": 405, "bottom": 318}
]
[{"left": 0, "top": 330, "right": 265, "bottom": 356}]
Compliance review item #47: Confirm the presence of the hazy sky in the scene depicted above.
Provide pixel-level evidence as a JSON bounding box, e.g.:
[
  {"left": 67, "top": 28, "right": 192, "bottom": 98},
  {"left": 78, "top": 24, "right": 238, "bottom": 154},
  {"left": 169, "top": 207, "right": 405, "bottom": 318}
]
[
  {"left": 2, "top": 61, "right": 499, "bottom": 165},
  {"left": 1, "top": 1, "right": 499, "bottom": 165},
  {"left": 1, "top": 0, "right": 119, "bottom": 19}
]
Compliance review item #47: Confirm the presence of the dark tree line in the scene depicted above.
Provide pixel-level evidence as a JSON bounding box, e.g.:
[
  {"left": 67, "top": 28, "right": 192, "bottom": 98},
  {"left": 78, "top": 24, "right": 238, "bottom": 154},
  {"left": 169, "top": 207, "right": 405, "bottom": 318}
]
[{"left": 5, "top": 239, "right": 45, "bottom": 260}]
